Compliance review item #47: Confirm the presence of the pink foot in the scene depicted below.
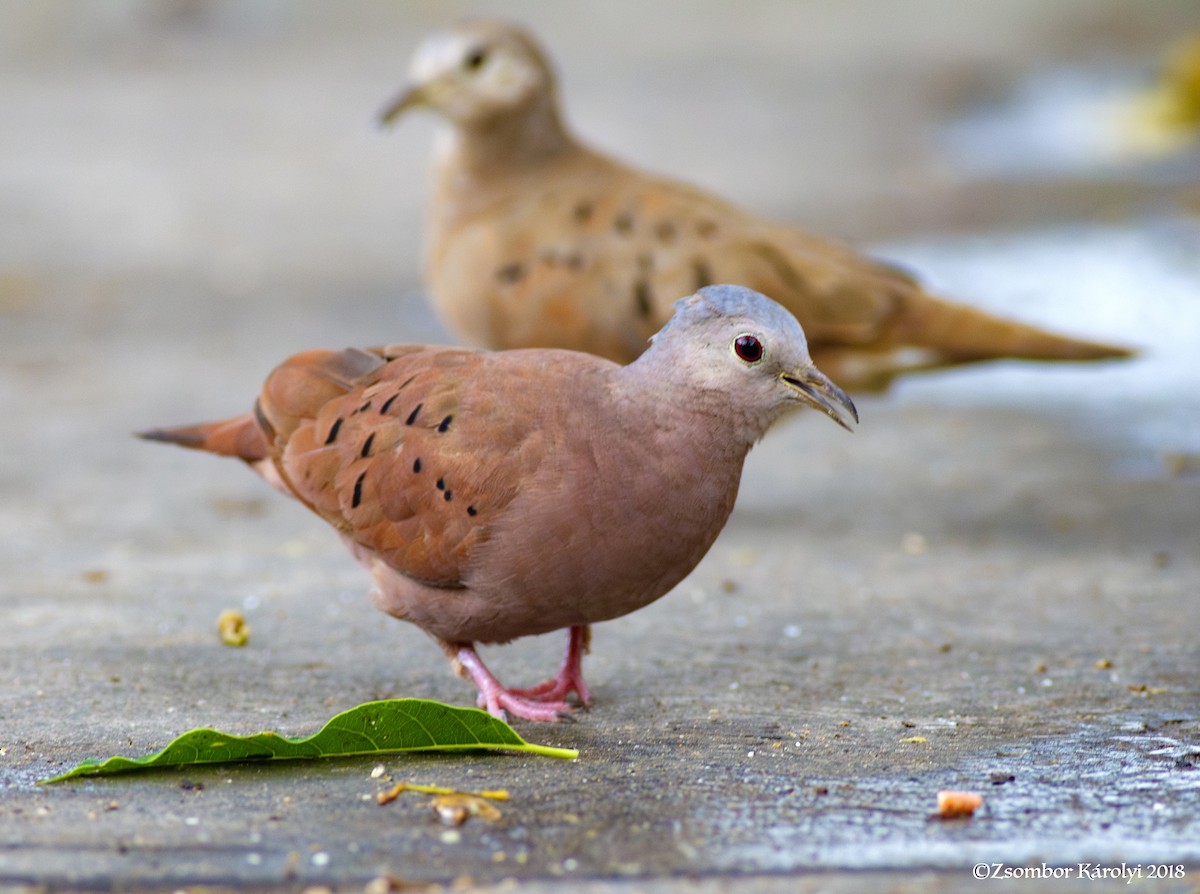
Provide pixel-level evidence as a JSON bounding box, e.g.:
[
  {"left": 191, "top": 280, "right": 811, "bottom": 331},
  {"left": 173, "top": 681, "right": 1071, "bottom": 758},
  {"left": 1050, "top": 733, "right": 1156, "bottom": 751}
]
[
  {"left": 452, "top": 627, "right": 592, "bottom": 723},
  {"left": 455, "top": 645, "right": 572, "bottom": 722},
  {"left": 509, "top": 625, "right": 592, "bottom": 706}
]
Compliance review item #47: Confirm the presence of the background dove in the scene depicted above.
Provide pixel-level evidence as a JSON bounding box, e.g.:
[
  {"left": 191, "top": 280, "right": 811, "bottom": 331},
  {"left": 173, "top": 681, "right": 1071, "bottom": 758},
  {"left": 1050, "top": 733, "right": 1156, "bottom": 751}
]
[{"left": 380, "top": 19, "right": 1131, "bottom": 391}]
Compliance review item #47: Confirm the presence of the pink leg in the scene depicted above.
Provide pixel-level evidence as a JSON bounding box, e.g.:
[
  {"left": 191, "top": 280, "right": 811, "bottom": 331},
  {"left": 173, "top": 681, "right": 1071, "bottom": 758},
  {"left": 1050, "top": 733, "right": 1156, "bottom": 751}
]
[
  {"left": 509, "top": 625, "right": 592, "bottom": 706},
  {"left": 453, "top": 644, "right": 574, "bottom": 723}
]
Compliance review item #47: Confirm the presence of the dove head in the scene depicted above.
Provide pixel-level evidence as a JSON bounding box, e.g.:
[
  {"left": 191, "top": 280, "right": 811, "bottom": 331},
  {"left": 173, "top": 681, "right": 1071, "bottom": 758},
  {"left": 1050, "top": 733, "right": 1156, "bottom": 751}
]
[
  {"left": 379, "top": 19, "right": 561, "bottom": 131},
  {"left": 636, "top": 286, "right": 858, "bottom": 442}
]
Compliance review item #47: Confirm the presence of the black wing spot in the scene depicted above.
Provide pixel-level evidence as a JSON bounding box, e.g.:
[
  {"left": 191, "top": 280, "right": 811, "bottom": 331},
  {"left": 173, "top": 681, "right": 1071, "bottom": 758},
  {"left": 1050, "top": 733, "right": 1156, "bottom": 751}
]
[
  {"left": 614, "top": 212, "right": 634, "bottom": 235},
  {"left": 633, "top": 278, "right": 653, "bottom": 319},
  {"left": 655, "top": 220, "right": 677, "bottom": 244},
  {"left": 696, "top": 219, "right": 718, "bottom": 238},
  {"left": 413, "top": 457, "right": 423, "bottom": 473},
  {"left": 356, "top": 400, "right": 372, "bottom": 414},
  {"left": 380, "top": 393, "right": 400, "bottom": 414},
  {"left": 438, "top": 415, "right": 453, "bottom": 433},
  {"left": 467, "top": 506, "right": 478, "bottom": 517},
  {"left": 324, "top": 417, "right": 344, "bottom": 445},
  {"left": 444, "top": 490, "right": 453, "bottom": 502},
  {"left": 573, "top": 200, "right": 594, "bottom": 223},
  {"left": 405, "top": 403, "right": 423, "bottom": 426},
  {"left": 360, "top": 433, "right": 376, "bottom": 458},
  {"left": 497, "top": 262, "right": 524, "bottom": 285},
  {"left": 436, "top": 477, "right": 446, "bottom": 490},
  {"left": 351, "top": 471, "right": 366, "bottom": 508}
]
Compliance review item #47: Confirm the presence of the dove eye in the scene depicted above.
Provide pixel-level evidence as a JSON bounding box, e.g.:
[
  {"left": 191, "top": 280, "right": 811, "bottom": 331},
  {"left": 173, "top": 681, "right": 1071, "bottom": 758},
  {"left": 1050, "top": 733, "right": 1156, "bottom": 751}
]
[
  {"left": 733, "top": 334, "right": 764, "bottom": 364},
  {"left": 463, "top": 46, "right": 488, "bottom": 71}
]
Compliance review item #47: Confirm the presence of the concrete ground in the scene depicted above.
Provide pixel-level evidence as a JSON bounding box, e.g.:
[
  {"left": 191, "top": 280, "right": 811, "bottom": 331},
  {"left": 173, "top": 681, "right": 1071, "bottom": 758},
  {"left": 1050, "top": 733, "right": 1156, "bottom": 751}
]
[{"left": 2, "top": 2, "right": 1198, "bottom": 891}]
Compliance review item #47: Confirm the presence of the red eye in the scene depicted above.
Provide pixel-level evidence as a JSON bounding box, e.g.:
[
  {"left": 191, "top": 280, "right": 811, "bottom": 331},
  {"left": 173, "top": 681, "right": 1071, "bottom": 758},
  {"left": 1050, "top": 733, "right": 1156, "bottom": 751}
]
[{"left": 733, "top": 334, "right": 763, "bottom": 363}]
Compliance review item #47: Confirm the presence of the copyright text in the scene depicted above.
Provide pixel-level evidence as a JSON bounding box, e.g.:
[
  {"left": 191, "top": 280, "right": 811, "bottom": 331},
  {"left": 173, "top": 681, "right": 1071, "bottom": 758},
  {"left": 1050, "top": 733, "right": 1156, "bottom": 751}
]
[{"left": 972, "top": 862, "right": 1186, "bottom": 882}]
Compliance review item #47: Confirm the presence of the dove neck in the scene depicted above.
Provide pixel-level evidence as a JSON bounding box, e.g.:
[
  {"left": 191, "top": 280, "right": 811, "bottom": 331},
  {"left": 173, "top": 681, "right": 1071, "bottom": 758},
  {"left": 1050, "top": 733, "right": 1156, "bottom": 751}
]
[
  {"left": 613, "top": 352, "right": 767, "bottom": 460},
  {"left": 441, "top": 98, "right": 573, "bottom": 177}
]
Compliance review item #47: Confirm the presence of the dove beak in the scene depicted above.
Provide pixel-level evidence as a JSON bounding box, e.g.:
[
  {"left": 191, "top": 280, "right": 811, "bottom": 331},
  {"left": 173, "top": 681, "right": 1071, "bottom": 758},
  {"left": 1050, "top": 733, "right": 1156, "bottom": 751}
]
[
  {"left": 378, "top": 84, "right": 425, "bottom": 126},
  {"left": 781, "top": 366, "right": 858, "bottom": 431}
]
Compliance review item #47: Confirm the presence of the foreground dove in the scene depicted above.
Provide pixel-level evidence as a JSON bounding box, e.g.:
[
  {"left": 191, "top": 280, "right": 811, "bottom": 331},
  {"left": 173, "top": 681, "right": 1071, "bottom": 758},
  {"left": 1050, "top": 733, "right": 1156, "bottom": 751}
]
[
  {"left": 141, "top": 285, "right": 857, "bottom": 722},
  {"left": 379, "top": 19, "right": 1132, "bottom": 391}
]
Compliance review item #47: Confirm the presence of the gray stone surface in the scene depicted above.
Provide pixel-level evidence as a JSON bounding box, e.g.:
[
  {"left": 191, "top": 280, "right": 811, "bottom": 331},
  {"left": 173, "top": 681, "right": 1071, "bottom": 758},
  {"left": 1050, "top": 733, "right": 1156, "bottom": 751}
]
[{"left": 2, "top": 2, "right": 1198, "bottom": 891}]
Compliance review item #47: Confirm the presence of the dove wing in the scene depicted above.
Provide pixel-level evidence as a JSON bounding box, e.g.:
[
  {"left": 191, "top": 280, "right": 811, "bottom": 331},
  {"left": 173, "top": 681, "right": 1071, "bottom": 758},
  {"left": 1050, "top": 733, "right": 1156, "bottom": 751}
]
[{"left": 259, "top": 345, "right": 552, "bottom": 587}]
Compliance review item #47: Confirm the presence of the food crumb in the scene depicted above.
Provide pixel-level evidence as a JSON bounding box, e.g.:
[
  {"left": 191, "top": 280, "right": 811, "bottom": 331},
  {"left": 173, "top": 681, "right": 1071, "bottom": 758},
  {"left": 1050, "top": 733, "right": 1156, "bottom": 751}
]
[
  {"left": 217, "top": 609, "right": 249, "bottom": 647},
  {"left": 936, "top": 789, "right": 983, "bottom": 818},
  {"left": 431, "top": 793, "right": 502, "bottom": 826},
  {"left": 1163, "top": 450, "right": 1200, "bottom": 477}
]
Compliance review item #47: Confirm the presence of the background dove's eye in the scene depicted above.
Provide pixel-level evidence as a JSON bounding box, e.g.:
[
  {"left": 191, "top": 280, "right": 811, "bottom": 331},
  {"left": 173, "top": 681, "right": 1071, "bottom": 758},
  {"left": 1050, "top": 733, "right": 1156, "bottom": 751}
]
[
  {"left": 463, "top": 47, "right": 488, "bottom": 71},
  {"left": 733, "top": 334, "right": 764, "bottom": 363}
]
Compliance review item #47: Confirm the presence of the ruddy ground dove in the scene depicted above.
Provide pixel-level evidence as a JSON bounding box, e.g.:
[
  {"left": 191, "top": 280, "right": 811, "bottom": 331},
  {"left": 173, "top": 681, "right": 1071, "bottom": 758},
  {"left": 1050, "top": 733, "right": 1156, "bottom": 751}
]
[
  {"left": 379, "top": 19, "right": 1132, "bottom": 391},
  {"left": 141, "top": 286, "right": 857, "bottom": 722}
]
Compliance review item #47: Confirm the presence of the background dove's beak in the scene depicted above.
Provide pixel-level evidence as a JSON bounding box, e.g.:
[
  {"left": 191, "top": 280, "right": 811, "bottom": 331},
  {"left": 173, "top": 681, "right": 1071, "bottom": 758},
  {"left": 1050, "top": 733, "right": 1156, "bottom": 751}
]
[
  {"left": 782, "top": 366, "right": 858, "bottom": 431},
  {"left": 378, "top": 85, "right": 423, "bottom": 126}
]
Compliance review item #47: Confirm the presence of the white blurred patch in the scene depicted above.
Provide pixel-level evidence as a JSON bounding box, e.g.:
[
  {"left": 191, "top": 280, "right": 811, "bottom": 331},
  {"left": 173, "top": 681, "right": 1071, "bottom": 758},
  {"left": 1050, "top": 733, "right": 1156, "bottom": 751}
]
[{"left": 876, "top": 220, "right": 1200, "bottom": 468}]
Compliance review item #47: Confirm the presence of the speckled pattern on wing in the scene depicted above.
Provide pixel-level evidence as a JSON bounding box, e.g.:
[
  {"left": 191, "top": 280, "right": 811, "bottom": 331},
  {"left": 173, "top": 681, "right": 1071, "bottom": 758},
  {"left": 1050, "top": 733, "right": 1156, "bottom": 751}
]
[
  {"left": 257, "top": 344, "right": 556, "bottom": 588},
  {"left": 430, "top": 154, "right": 918, "bottom": 364}
]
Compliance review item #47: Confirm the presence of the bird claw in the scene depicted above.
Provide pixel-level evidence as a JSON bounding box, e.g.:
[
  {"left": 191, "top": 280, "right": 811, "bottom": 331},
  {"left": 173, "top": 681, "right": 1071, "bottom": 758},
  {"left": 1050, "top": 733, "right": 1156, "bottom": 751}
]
[
  {"left": 455, "top": 627, "right": 592, "bottom": 723},
  {"left": 504, "top": 624, "right": 593, "bottom": 706},
  {"left": 478, "top": 690, "right": 576, "bottom": 723},
  {"left": 507, "top": 675, "right": 591, "bottom": 706},
  {"left": 506, "top": 677, "right": 560, "bottom": 699},
  {"left": 459, "top": 645, "right": 584, "bottom": 722}
]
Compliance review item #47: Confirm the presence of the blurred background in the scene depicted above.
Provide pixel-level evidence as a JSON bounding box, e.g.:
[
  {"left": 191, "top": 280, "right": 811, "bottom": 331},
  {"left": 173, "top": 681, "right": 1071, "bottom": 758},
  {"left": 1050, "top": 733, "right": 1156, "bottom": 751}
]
[
  {"left": 2, "top": 2, "right": 1196, "bottom": 498},
  {"left": 3, "top": 0, "right": 1197, "bottom": 324}
]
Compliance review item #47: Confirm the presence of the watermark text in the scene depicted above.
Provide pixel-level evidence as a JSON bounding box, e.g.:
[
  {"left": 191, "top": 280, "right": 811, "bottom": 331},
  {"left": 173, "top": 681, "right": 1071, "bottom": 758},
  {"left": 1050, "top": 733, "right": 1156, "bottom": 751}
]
[{"left": 972, "top": 862, "right": 1186, "bottom": 883}]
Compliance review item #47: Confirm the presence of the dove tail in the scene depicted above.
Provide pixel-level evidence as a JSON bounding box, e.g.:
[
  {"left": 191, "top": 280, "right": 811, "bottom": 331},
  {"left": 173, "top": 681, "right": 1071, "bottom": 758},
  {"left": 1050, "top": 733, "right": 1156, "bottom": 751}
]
[
  {"left": 138, "top": 348, "right": 387, "bottom": 459},
  {"left": 894, "top": 291, "right": 1135, "bottom": 365},
  {"left": 138, "top": 412, "right": 268, "bottom": 462},
  {"left": 812, "top": 291, "right": 1135, "bottom": 392}
]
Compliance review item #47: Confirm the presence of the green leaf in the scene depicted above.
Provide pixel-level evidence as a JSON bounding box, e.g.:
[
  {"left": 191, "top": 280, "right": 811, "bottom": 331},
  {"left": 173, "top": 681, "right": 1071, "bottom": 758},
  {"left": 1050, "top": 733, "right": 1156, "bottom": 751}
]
[{"left": 40, "top": 698, "right": 577, "bottom": 783}]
